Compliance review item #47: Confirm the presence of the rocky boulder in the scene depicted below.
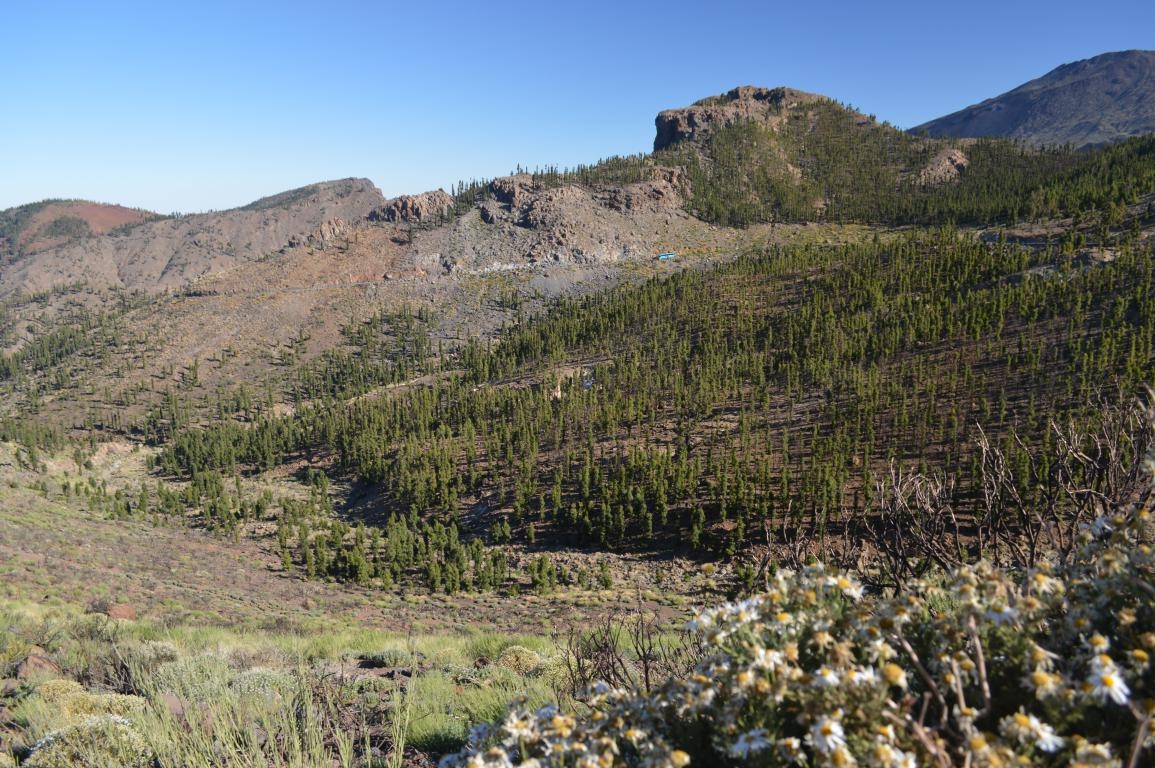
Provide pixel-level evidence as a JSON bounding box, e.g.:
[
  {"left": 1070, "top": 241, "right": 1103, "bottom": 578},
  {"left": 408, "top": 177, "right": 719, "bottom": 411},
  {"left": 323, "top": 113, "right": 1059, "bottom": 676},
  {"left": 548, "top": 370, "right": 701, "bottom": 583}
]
[{"left": 15, "top": 648, "right": 60, "bottom": 681}]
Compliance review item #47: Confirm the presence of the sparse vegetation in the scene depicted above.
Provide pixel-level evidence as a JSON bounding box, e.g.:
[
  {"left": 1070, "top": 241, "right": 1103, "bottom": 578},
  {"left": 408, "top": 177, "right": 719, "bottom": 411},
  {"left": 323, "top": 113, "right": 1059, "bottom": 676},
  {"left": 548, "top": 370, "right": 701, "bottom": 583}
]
[{"left": 0, "top": 602, "right": 564, "bottom": 766}]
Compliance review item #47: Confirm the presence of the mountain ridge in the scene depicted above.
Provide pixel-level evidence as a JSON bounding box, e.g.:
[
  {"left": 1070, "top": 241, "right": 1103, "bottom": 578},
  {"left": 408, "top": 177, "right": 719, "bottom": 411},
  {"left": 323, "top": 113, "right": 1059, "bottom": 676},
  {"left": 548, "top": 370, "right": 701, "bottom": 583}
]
[
  {"left": 912, "top": 50, "right": 1155, "bottom": 147},
  {"left": 4, "top": 51, "right": 1154, "bottom": 301},
  {"left": 0, "top": 178, "right": 386, "bottom": 297}
]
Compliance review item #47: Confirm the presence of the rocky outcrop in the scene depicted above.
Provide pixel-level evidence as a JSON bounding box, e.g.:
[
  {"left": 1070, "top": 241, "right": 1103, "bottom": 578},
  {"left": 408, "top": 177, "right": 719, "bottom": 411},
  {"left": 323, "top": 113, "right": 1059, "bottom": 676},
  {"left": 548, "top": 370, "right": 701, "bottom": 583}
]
[
  {"left": 15, "top": 647, "right": 60, "bottom": 680},
  {"left": 287, "top": 217, "right": 349, "bottom": 249},
  {"left": 917, "top": 147, "right": 970, "bottom": 186},
  {"left": 912, "top": 50, "right": 1155, "bottom": 148},
  {"left": 369, "top": 190, "right": 454, "bottom": 224},
  {"left": 420, "top": 167, "right": 693, "bottom": 275},
  {"left": 654, "top": 86, "right": 822, "bottom": 151},
  {"left": 599, "top": 168, "right": 687, "bottom": 213},
  {"left": 489, "top": 175, "right": 536, "bottom": 211}
]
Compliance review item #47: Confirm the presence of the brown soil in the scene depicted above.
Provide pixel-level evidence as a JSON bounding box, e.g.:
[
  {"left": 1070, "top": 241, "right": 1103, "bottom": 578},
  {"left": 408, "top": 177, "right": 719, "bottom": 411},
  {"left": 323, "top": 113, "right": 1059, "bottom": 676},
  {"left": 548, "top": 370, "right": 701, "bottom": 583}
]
[{"left": 16, "top": 202, "right": 157, "bottom": 254}]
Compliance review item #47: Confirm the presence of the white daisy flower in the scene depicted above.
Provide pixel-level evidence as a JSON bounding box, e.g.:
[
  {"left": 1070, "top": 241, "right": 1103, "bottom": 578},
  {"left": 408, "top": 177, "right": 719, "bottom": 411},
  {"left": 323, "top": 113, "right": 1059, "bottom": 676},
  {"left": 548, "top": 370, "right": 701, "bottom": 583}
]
[
  {"left": 750, "top": 646, "right": 784, "bottom": 671},
  {"left": 813, "top": 666, "right": 841, "bottom": 688},
  {"left": 809, "top": 714, "right": 846, "bottom": 753},
  {"left": 502, "top": 711, "right": 537, "bottom": 745},
  {"left": 729, "top": 728, "right": 771, "bottom": 758},
  {"left": 1086, "top": 667, "right": 1130, "bottom": 705},
  {"left": 1000, "top": 710, "right": 1065, "bottom": 753},
  {"left": 985, "top": 604, "right": 1018, "bottom": 626}
]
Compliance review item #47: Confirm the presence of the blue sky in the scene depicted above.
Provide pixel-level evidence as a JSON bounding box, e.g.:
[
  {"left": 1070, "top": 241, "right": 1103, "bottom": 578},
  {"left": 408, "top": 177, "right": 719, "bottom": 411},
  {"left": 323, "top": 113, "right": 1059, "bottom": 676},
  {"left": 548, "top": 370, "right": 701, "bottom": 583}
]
[{"left": 2, "top": 0, "right": 1152, "bottom": 214}]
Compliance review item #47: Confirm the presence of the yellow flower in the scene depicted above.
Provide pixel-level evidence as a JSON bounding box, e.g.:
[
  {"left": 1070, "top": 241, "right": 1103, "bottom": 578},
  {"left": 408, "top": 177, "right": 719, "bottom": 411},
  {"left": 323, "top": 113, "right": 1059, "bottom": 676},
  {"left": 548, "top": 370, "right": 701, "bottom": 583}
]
[
  {"left": 882, "top": 663, "right": 908, "bottom": 689},
  {"left": 1027, "top": 668, "right": 1061, "bottom": 697},
  {"left": 551, "top": 714, "right": 576, "bottom": 738},
  {"left": 968, "top": 733, "right": 989, "bottom": 752}
]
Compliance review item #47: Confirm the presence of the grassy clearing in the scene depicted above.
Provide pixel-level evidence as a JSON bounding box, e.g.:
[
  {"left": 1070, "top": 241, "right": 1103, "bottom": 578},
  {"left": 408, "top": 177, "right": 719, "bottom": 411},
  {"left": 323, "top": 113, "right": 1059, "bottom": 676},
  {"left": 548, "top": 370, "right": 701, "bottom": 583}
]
[{"left": 0, "top": 600, "right": 566, "bottom": 765}]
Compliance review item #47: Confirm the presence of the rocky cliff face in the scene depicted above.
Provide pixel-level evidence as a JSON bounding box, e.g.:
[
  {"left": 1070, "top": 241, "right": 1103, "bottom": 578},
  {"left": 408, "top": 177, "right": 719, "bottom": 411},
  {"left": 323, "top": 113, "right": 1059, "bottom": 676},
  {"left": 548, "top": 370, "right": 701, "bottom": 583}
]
[
  {"left": 653, "top": 86, "right": 822, "bottom": 151},
  {"left": 0, "top": 178, "right": 385, "bottom": 296},
  {"left": 911, "top": 50, "right": 1155, "bottom": 148},
  {"left": 369, "top": 190, "right": 454, "bottom": 224}
]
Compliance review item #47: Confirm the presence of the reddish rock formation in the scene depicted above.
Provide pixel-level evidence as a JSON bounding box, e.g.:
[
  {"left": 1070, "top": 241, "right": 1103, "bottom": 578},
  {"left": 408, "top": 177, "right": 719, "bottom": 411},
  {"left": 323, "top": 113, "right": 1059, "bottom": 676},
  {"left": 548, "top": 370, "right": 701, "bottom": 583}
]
[
  {"left": 15, "top": 647, "right": 60, "bottom": 680},
  {"left": 104, "top": 603, "right": 138, "bottom": 621}
]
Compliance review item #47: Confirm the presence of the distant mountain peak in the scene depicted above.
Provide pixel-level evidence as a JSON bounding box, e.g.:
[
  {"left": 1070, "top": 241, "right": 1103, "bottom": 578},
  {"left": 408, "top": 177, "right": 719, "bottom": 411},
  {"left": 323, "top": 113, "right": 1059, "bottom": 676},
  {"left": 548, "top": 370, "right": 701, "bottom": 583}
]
[{"left": 912, "top": 50, "right": 1155, "bottom": 148}]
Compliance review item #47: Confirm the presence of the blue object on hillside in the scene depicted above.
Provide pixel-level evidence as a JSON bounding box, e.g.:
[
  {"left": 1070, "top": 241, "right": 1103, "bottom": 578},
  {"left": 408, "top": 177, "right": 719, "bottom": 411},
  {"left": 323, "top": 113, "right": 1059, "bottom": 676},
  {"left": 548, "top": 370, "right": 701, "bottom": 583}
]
[{"left": 657, "top": 252, "right": 676, "bottom": 261}]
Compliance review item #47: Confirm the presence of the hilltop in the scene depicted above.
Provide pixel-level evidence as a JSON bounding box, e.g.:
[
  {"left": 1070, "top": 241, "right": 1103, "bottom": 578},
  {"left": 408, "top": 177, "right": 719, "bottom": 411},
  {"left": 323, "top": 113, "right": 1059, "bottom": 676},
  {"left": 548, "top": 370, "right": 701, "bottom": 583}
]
[
  {"left": 0, "top": 200, "right": 161, "bottom": 260},
  {"left": 912, "top": 50, "right": 1155, "bottom": 147}
]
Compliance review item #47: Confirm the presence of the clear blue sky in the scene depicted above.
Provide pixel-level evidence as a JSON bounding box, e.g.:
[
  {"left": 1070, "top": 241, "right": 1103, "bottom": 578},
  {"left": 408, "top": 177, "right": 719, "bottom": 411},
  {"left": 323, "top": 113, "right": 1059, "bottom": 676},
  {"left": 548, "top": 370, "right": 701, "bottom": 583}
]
[{"left": 2, "top": 0, "right": 1152, "bottom": 214}]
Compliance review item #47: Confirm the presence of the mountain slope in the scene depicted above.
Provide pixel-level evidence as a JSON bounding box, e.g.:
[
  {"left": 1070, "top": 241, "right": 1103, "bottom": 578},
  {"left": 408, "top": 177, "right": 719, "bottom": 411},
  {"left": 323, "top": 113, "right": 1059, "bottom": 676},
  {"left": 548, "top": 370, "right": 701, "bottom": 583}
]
[
  {"left": 0, "top": 179, "right": 385, "bottom": 296},
  {"left": 0, "top": 200, "right": 161, "bottom": 260},
  {"left": 912, "top": 50, "right": 1155, "bottom": 148}
]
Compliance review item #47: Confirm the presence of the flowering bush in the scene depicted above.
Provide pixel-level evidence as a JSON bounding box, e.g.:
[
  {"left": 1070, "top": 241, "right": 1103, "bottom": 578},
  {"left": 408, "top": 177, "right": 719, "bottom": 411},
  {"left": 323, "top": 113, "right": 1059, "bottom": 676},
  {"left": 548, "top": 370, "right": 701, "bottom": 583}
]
[
  {"left": 22, "top": 715, "right": 154, "bottom": 768},
  {"left": 443, "top": 434, "right": 1155, "bottom": 767}
]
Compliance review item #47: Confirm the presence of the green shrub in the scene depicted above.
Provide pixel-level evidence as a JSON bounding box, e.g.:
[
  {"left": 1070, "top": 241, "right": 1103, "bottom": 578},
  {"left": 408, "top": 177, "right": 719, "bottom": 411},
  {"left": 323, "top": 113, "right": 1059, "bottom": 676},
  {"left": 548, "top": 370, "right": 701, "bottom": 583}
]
[
  {"left": 34, "top": 679, "right": 84, "bottom": 704},
  {"left": 229, "top": 668, "right": 296, "bottom": 702},
  {"left": 535, "top": 654, "right": 571, "bottom": 691},
  {"left": 127, "top": 639, "right": 179, "bottom": 666},
  {"left": 359, "top": 647, "right": 412, "bottom": 668},
  {"left": 58, "top": 692, "right": 148, "bottom": 720},
  {"left": 495, "top": 645, "right": 542, "bottom": 676},
  {"left": 148, "top": 654, "right": 232, "bottom": 702},
  {"left": 0, "top": 613, "right": 32, "bottom": 676}
]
